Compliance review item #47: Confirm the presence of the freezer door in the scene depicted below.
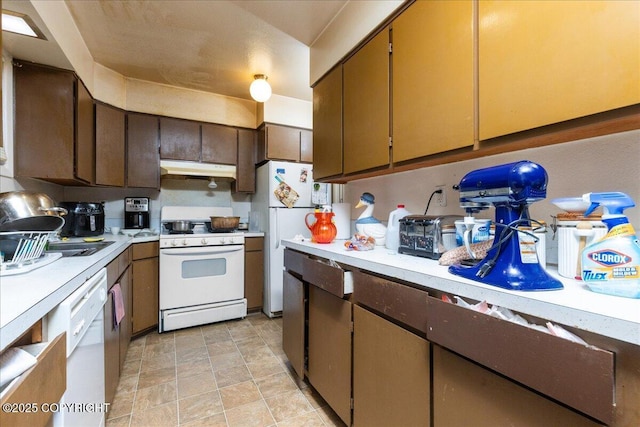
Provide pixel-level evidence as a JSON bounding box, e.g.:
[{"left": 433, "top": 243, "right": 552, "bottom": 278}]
[{"left": 265, "top": 207, "right": 313, "bottom": 315}]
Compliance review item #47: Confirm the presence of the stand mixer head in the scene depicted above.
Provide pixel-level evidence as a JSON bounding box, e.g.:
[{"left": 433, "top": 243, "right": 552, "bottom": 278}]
[{"left": 449, "top": 160, "right": 563, "bottom": 291}]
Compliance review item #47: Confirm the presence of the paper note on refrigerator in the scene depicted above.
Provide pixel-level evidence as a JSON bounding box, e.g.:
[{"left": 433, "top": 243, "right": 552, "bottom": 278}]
[{"left": 273, "top": 175, "right": 299, "bottom": 208}]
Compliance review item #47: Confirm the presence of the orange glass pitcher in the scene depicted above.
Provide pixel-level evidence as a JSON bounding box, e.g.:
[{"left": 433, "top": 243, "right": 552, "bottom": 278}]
[{"left": 305, "top": 212, "right": 337, "bottom": 244}]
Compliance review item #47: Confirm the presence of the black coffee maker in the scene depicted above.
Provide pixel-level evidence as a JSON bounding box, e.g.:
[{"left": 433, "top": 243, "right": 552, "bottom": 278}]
[{"left": 124, "top": 197, "right": 150, "bottom": 229}]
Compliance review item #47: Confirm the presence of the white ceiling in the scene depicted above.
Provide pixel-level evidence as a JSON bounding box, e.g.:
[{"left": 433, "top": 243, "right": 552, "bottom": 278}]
[{"left": 3, "top": 0, "right": 350, "bottom": 102}]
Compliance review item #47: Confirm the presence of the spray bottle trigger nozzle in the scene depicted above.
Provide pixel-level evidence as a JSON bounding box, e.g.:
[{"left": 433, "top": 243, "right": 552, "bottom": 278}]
[{"left": 584, "top": 202, "right": 599, "bottom": 217}]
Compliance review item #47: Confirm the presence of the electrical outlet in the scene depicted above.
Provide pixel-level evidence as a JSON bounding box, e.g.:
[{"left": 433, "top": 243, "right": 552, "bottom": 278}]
[{"left": 436, "top": 185, "right": 446, "bottom": 207}]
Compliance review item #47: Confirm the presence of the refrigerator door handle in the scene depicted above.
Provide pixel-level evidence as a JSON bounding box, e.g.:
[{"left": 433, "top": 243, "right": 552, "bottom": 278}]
[{"left": 274, "top": 210, "right": 279, "bottom": 249}]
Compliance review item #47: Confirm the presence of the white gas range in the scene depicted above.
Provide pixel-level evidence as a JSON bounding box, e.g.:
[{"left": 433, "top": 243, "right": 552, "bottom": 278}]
[{"left": 159, "top": 206, "right": 246, "bottom": 333}]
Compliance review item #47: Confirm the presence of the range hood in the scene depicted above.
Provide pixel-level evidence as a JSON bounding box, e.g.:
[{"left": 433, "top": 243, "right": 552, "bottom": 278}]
[{"left": 160, "top": 160, "right": 236, "bottom": 179}]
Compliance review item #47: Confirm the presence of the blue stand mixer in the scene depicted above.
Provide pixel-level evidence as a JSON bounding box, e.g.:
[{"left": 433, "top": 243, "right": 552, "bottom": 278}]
[{"left": 449, "top": 161, "right": 563, "bottom": 291}]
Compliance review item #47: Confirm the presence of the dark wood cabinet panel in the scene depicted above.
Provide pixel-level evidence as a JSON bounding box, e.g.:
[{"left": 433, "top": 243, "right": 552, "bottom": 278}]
[
  {"left": 234, "top": 129, "right": 256, "bottom": 193},
  {"left": 392, "top": 0, "right": 474, "bottom": 162},
  {"left": 266, "top": 125, "right": 300, "bottom": 161},
  {"left": 313, "top": 66, "right": 343, "bottom": 179},
  {"left": 343, "top": 28, "right": 390, "bottom": 174},
  {"left": 76, "top": 80, "right": 95, "bottom": 184},
  {"left": 118, "top": 267, "right": 132, "bottom": 372},
  {"left": 104, "top": 249, "right": 132, "bottom": 406},
  {"left": 95, "top": 103, "right": 125, "bottom": 187},
  {"left": 353, "top": 305, "right": 430, "bottom": 427},
  {"left": 283, "top": 270, "right": 305, "bottom": 379},
  {"left": 244, "top": 237, "right": 264, "bottom": 311},
  {"left": 103, "top": 290, "right": 119, "bottom": 405},
  {"left": 132, "top": 242, "right": 159, "bottom": 335},
  {"left": 308, "top": 286, "right": 352, "bottom": 426},
  {"left": 127, "top": 113, "right": 160, "bottom": 189},
  {"left": 433, "top": 346, "right": 601, "bottom": 426},
  {"left": 160, "top": 117, "right": 200, "bottom": 161},
  {"left": 202, "top": 123, "right": 237, "bottom": 164},
  {"left": 14, "top": 61, "right": 94, "bottom": 185}
]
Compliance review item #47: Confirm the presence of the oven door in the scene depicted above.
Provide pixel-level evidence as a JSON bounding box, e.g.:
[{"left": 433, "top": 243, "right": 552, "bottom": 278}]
[{"left": 159, "top": 245, "right": 244, "bottom": 310}]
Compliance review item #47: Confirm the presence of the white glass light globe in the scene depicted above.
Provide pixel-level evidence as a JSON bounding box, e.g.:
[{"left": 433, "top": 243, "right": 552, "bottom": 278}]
[{"left": 250, "top": 76, "right": 272, "bottom": 102}]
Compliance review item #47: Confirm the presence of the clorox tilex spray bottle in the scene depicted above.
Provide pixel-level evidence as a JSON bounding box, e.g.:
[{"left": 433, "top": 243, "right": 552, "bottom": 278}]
[{"left": 580, "top": 192, "right": 640, "bottom": 298}]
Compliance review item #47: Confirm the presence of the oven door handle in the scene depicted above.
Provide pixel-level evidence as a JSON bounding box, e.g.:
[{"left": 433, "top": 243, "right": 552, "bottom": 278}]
[{"left": 160, "top": 246, "right": 244, "bottom": 256}]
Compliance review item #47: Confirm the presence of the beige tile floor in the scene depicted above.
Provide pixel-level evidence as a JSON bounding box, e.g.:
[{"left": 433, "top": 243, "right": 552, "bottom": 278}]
[{"left": 106, "top": 313, "right": 347, "bottom": 427}]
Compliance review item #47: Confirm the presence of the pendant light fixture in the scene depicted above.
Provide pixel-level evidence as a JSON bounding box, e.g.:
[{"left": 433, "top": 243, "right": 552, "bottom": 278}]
[
  {"left": 208, "top": 177, "right": 218, "bottom": 189},
  {"left": 250, "top": 74, "right": 272, "bottom": 102}
]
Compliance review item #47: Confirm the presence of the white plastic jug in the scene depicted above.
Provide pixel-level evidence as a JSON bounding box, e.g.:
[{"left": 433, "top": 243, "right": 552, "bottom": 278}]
[{"left": 385, "top": 204, "right": 411, "bottom": 251}]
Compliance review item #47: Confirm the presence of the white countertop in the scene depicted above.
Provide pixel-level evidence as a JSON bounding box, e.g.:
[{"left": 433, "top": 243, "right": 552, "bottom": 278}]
[
  {"left": 283, "top": 238, "right": 640, "bottom": 346},
  {"left": 0, "top": 234, "right": 158, "bottom": 351}
]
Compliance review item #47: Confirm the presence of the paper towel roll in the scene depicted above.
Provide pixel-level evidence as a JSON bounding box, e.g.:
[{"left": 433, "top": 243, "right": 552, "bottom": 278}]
[{"left": 332, "top": 203, "right": 352, "bottom": 239}]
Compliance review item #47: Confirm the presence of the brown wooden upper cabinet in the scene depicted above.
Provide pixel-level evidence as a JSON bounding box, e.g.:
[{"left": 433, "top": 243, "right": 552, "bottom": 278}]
[
  {"left": 159, "top": 117, "right": 200, "bottom": 161},
  {"left": 202, "top": 123, "right": 238, "bottom": 165},
  {"left": 479, "top": 0, "right": 640, "bottom": 140},
  {"left": 95, "top": 103, "right": 125, "bottom": 187},
  {"left": 392, "top": 0, "right": 474, "bottom": 162},
  {"left": 343, "top": 28, "right": 390, "bottom": 175},
  {"left": 257, "top": 123, "right": 313, "bottom": 164},
  {"left": 14, "top": 61, "right": 95, "bottom": 185},
  {"left": 233, "top": 128, "right": 257, "bottom": 193},
  {"left": 312, "top": 66, "right": 343, "bottom": 180},
  {"left": 127, "top": 113, "right": 160, "bottom": 189}
]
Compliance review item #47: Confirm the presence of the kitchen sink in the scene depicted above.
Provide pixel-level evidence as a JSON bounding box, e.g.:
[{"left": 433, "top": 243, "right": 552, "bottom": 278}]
[{"left": 46, "top": 241, "right": 115, "bottom": 257}]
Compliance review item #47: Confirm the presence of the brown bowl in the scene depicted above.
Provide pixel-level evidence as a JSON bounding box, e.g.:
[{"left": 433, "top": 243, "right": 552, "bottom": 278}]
[{"left": 209, "top": 216, "right": 240, "bottom": 231}]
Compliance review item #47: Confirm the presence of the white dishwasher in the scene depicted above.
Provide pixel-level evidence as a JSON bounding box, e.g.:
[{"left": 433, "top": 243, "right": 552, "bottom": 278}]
[{"left": 48, "top": 268, "right": 108, "bottom": 427}]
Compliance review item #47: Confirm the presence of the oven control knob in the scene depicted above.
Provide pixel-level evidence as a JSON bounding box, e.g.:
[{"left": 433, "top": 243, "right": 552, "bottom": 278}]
[
  {"left": 201, "top": 238, "right": 208, "bottom": 245},
  {"left": 182, "top": 239, "right": 188, "bottom": 246},
  {"left": 220, "top": 238, "right": 226, "bottom": 245},
  {"left": 171, "top": 240, "right": 177, "bottom": 247},
  {"left": 228, "top": 237, "right": 235, "bottom": 244}
]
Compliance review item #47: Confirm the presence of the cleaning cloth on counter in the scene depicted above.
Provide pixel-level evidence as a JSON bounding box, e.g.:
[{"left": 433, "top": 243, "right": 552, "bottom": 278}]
[
  {"left": 110, "top": 283, "right": 125, "bottom": 327},
  {"left": 0, "top": 347, "right": 37, "bottom": 389}
]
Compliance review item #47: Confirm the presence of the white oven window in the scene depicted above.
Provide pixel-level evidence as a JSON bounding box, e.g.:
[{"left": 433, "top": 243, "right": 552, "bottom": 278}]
[{"left": 182, "top": 258, "right": 227, "bottom": 279}]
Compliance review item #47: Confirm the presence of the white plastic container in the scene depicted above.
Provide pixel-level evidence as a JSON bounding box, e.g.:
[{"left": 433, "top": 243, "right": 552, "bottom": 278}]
[
  {"left": 557, "top": 216, "right": 607, "bottom": 278},
  {"left": 385, "top": 204, "right": 411, "bottom": 252}
]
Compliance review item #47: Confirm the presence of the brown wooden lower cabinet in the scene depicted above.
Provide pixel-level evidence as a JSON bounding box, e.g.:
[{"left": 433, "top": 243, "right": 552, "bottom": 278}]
[
  {"left": 0, "top": 332, "right": 66, "bottom": 427},
  {"left": 282, "top": 270, "right": 305, "bottom": 379},
  {"left": 432, "top": 345, "right": 602, "bottom": 426},
  {"left": 282, "top": 249, "right": 640, "bottom": 427},
  {"left": 244, "top": 237, "right": 264, "bottom": 311},
  {"left": 104, "top": 248, "right": 132, "bottom": 405},
  {"left": 132, "top": 242, "right": 159, "bottom": 335},
  {"left": 307, "top": 285, "right": 352, "bottom": 426},
  {"left": 353, "top": 305, "right": 430, "bottom": 427}
]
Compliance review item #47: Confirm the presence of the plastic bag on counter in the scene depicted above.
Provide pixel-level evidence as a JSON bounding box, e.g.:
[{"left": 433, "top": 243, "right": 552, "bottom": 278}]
[{"left": 344, "top": 233, "right": 376, "bottom": 251}]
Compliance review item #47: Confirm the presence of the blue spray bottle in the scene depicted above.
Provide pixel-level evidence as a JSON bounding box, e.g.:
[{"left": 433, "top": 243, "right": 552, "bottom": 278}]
[{"left": 580, "top": 192, "right": 640, "bottom": 298}]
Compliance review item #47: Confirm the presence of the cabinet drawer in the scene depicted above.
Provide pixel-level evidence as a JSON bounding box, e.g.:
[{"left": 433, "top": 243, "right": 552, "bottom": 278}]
[
  {"left": 426, "top": 297, "right": 614, "bottom": 424},
  {"left": 284, "top": 248, "right": 306, "bottom": 277},
  {"left": 107, "top": 248, "right": 131, "bottom": 284},
  {"left": 0, "top": 332, "right": 66, "bottom": 427},
  {"left": 353, "top": 270, "right": 429, "bottom": 334},
  {"left": 303, "top": 256, "right": 352, "bottom": 298},
  {"left": 245, "top": 237, "right": 263, "bottom": 252},
  {"left": 132, "top": 241, "right": 158, "bottom": 260}
]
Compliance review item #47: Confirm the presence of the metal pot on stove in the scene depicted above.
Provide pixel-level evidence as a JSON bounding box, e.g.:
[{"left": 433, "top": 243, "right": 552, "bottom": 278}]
[{"left": 164, "top": 220, "right": 195, "bottom": 232}]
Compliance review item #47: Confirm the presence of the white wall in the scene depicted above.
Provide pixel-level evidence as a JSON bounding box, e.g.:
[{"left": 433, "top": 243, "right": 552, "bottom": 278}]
[
  {"left": 309, "top": 0, "right": 403, "bottom": 84},
  {"left": 345, "top": 130, "right": 640, "bottom": 265}
]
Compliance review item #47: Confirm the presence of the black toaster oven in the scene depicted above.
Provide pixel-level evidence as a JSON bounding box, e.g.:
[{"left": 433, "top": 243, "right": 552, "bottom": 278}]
[
  {"left": 60, "top": 202, "right": 105, "bottom": 237},
  {"left": 398, "top": 215, "right": 462, "bottom": 259}
]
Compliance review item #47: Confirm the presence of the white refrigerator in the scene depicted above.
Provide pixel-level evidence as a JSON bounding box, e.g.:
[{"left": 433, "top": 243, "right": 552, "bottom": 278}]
[{"left": 252, "top": 160, "right": 331, "bottom": 317}]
